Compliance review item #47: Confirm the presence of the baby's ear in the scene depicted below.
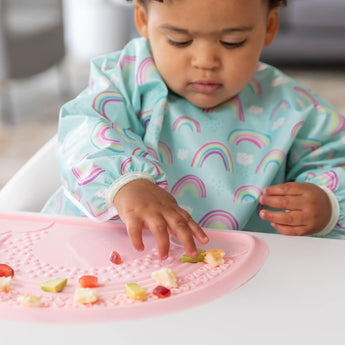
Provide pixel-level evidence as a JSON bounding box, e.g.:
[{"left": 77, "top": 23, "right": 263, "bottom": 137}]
[
  {"left": 134, "top": 1, "right": 149, "bottom": 39},
  {"left": 264, "top": 8, "right": 280, "bottom": 46}
]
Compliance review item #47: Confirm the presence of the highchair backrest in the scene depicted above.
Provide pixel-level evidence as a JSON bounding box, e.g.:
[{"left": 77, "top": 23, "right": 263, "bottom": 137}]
[{"left": 0, "top": 135, "right": 60, "bottom": 212}]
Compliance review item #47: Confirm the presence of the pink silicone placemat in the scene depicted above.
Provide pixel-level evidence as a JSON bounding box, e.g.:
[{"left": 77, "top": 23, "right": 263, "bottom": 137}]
[{"left": 0, "top": 213, "right": 268, "bottom": 323}]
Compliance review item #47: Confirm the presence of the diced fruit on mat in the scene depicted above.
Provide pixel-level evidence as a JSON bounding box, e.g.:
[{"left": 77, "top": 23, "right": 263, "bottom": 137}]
[
  {"left": 110, "top": 250, "right": 122, "bottom": 264},
  {"left": 125, "top": 283, "right": 147, "bottom": 301},
  {"left": 17, "top": 294, "right": 41, "bottom": 307},
  {"left": 79, "top": 275, "right": 98, "bottom": 288},
  {"left": 152, "top": 285, "right": 171, "bottom": 298},
  {"left": 40, "top": 278, "right": 68, "bottom": 293},
  {"left": 202, "top": 249, "right": 225, "bottom": 267},
  {"left": 74, "top": 288, "right": 100, "bottom": 305},
  {"left": 0, "top": 264, "right": 14, "bottom": 278},
  {"left": 151, "top": 267, "right": 178, "bottom": 288},
  {"left": 181, "top": 248, "right": 205, "bottom": 263},
  {"left": 0, "top": 276, "right": 12, "bottom": 292}
]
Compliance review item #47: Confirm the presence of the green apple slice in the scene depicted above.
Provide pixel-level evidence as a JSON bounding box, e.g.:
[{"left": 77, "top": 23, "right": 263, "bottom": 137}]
[
  {"left": 125, "top": 283, "right": 147, "bottom": 300},
  {"left": 181, "top": 248, "right": 205, "bottom": 263},
  {"left": 40, "top": 278, "right": 68, "bottom": 293}
]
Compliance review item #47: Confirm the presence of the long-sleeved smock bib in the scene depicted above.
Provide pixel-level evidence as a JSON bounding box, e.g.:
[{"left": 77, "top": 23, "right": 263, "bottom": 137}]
[{"left": 43, "top": 37, "right": 345, "bottom": 239}]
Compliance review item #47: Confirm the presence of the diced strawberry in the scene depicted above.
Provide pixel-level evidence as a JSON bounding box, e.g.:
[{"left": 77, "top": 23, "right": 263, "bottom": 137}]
[
  {"left": 0, "top": 264, "right": 14, "bottom": 278},
  {"left": 152, "top": 285, "right": 171, "bottom": 298},
  {"left": 78, "top": 275, "right": 98, "bottom": 288},
  {"left": 110, "top": 250, "right": 122, "bottom": 265}
]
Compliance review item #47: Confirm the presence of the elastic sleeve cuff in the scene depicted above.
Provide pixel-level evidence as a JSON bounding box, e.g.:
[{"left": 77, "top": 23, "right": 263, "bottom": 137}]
[
  {"left": 314, "top": 186, "right": 340, "bottom": 236},
  {"left": 106, "top": 172, "right": 156, "bottom": 209}
]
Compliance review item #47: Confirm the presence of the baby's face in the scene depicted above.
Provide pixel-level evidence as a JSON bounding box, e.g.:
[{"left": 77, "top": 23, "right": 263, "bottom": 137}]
[{"left": 136, "top": 0, "right": 278, "bottom": 109}]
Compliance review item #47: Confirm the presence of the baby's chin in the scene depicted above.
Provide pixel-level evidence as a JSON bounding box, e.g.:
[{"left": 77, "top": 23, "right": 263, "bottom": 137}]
[
  {"left": 168, "top": 86, "right": 238, "bottom": 110},
  {"left": 184, "top": 94, "right": 238, "bottom": 110}
]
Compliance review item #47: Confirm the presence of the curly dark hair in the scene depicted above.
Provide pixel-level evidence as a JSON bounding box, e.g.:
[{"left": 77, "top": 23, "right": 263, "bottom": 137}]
[
  {"left": 269, "top": 0, "right": 287, "bottom": 8},
  {"left": 130, "top": 0, "right": 288, "bottom": 9}
]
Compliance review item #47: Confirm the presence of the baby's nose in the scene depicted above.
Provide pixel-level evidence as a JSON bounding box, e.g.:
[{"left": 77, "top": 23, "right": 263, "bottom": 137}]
[{"left": 191, "top": 44, "right": 221, "bottom": 70}]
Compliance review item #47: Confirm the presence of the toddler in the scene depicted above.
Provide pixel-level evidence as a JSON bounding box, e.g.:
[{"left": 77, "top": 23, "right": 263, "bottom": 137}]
[{"left": 44, "top": 0, "right": 345, "bottom": 259}]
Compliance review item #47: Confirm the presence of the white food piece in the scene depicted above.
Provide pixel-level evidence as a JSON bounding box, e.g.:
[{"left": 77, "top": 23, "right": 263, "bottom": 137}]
[
  {"left": 74, "top": 288, "right": 100, "bottom": 304},
  {"left": 151, "top": 267, "right": 178, "bottom": 288},
  {"left": 0, "top": 276, "right": 12, "bottom": 292},
  {"left": 203, "top": 249, "right": 225, "bottom": 267},
  {"left": 17, "top": 294, "right": 41, "bottom": 307}
]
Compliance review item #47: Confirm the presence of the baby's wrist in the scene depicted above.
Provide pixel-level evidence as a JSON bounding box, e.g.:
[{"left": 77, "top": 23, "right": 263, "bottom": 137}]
[{"left": 106, "top": 172, "right": 155, "bottom": 209}]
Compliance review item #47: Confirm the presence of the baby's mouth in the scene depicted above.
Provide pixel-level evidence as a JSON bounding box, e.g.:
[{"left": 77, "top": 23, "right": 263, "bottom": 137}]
[{"left": 189, "top": 81, "right": 222, "bottom": 94}]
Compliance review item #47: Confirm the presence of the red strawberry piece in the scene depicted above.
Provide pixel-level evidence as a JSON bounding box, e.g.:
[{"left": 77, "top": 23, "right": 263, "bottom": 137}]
[
  {"left": 109, "top": 250, "right": 122, "bottom": 265},
  {"left": 79, "top": 275, "right": 98, "bottom": 288},
  {"left": 0, "top": 264, "right": 14, "bottom": 278},
  {"left": 152, "top": 285, "right": 171, "bottom": 298}
]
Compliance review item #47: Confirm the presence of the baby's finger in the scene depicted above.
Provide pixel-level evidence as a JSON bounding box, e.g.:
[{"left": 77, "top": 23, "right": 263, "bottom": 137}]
[
  {"left": 177, "top": 209, "right": 209, "bottom": 244},
  {"left": 262, "top": 182, "right": 301, "bottom": 196},
  {"left": 189, "top": 220, "right": 209, "bottom": 244},
  {"left": 269, "top": 223, "right": 311, "bottom": 236},
  {"left": 145, "top": 217, "right": 170, "bottom": 260},
  {"left": 126, "top": 218, "right": 145, "bottom": 252},
  {"left": 259, "top": 194, "right": 302, "bottom": 212},
  {"left": 259, "top": 209, "right": 306, "bottom": 227},
  {"left": 165, "top": 213, "right": 198, "bottom": 258},
  {"left": 172, "top": 221, "right": 198, "bottom": 258}
]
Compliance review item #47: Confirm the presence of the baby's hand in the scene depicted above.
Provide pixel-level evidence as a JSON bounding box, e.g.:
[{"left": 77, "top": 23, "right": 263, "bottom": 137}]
[
  {"left": 259, "top": 182, "right": 332, "bottom": 236},
  {"left": 113, "top": 179, "right": 209, "bottom": 259}
]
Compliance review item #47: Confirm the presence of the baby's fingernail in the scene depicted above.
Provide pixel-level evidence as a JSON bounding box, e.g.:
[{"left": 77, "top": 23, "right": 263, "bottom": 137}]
[{"left": 190, "top": 250, "right": 198, "bottom": 258}]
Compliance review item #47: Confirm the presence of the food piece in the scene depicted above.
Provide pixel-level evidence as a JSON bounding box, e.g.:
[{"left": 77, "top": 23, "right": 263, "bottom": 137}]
[
  {"left": 17, "top": 294, "right": 41, "bottom": 307},
  {"left": 152, "top": 285, "right": 171, "bottom": 298},
  {"left": 202, "top": 249, "right": 225, "bottom": 267},
  {"left": 125, "top": 283, "right": 147, "bottom": 301},
  {"left": 79, "top": 275, "right": 98, "bottom": 288},
  {"left": 151, "top": 267, "right": 178, "bottom": 288},
  {"left": 0, "top": 264, "right": 14, "bottom": 278},
  {"left": 40, "top": 278, "right": 68, "bottom": 293},
  {"left": 0, "top": 276, "right": 12, "bottom": 292},
  {"left": 181, "top": 248, "right": 205, "bottom": 263},
  {"left": 73, "top": 288, "right": 100, "bottom": 305},
  {"left": 110, "top": 250, "right": 122, "bottom": 265}
]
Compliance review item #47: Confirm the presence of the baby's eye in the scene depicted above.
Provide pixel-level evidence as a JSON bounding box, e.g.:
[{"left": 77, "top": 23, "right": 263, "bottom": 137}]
[
  {"left": 167, "top": 39, "right": 192, "bottom": 48},
  {"left": 220, "top": 40, "right": 246, "bottom": 49}
]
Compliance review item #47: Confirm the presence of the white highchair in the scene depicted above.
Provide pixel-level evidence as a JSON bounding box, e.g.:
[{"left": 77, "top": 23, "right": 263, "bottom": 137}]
[{"left": 0, "top": 135, "right": 60, "bottom": 212}]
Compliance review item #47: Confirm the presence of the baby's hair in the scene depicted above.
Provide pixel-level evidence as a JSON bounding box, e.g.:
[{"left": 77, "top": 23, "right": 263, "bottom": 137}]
[
  {"left": 130, "top": 0, "right": 288, "bottom": 9},
  {"left": 269, "top": 0, "right": 287, "bottom": 7}
]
